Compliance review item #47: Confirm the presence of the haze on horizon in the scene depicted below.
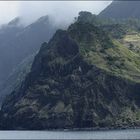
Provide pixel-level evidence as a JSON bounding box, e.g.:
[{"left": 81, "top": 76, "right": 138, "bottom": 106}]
[{"left": 0, "top": 1, "right": 112, "bottom": 26}]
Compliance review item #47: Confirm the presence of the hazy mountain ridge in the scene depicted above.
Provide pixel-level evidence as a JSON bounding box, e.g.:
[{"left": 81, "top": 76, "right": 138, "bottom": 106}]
[
  {"left": 99, "top": 1, "right": 140, "bottom": 19},
  {"left": 0, "top": 15, "right": 58, "bottom": 103},
  {"left": 0, "top": 53, "right": 35, "bottom": 104},
  {"left": 0, "top": 12, "right": 140, "bottom": 130}
]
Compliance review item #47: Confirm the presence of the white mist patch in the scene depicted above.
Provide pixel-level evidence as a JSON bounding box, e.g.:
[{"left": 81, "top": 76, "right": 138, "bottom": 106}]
[
  {"left": 0, "top": 1, "right": 112, "bottom": 26},
  {"left": 0, "top": 1, "right": 19, "bottom": 25},
  {"left": 18, "top": 1, "right": 112, "bottom": 26}
]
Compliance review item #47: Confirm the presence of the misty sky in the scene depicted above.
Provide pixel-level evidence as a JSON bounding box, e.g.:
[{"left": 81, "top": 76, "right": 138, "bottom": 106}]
[{"left": 0, "top": 1, "right": 112, "bottom": 26}]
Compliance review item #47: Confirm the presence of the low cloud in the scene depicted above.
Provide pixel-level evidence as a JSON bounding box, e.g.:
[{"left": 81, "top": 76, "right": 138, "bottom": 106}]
[{"left": 0, "top": 1, "right": 112, "bottom": 26}]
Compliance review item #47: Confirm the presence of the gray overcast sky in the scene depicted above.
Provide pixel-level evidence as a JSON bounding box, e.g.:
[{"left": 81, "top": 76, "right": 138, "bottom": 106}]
[{"left": 0, "top": 1, "right": 112, "bottom": 26}]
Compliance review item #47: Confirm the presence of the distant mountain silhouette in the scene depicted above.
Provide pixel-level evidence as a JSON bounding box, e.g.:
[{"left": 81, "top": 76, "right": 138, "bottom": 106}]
[
  {"left": 99, "top": 1, "right": 140, "bottom": 19},
  {"left": 7, "top": 17, "right": 21, "bottom": 26}
]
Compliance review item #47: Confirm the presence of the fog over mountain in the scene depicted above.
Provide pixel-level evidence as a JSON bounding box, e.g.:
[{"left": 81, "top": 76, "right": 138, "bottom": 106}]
[{"left": 0, "top": 1, "right": 112, "bottom": 27}]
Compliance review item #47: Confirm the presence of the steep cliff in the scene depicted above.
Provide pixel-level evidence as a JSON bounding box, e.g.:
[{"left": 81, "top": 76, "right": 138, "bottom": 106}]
[{"left": 0, "top": 13, "right": 140, "bottom": 130}]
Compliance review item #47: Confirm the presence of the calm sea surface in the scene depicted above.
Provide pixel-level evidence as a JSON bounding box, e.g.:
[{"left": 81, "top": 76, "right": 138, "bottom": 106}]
[{"left": 0, "top": 129, "right": 140, "bottom": 139}]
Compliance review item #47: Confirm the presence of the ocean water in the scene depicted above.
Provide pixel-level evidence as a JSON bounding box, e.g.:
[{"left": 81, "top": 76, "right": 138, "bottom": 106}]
[{"left": 0, "top": 129, "right": 140, "bottom": 139}]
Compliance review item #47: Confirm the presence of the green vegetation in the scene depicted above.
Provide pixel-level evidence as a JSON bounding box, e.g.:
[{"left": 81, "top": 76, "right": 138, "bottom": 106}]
[
  {"left": 68, "top": 13, "right": 140, "bottom": 82},
  {"left": 83, "top": 40, "right": 140, "bottom": 82}
]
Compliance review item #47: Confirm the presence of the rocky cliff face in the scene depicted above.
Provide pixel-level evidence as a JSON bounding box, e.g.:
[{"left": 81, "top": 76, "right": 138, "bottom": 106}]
[{"left": 0, "top": 13, "right": 140, "bottom": 130}]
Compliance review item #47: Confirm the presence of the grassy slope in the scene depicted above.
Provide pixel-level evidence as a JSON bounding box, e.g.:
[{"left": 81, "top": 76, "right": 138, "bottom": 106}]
[
  {"left": 68, "top": 21, "right": 140, "bottom": 83},
  {"left": 83, "top": 39, "right": 140, "bottom": 82}
]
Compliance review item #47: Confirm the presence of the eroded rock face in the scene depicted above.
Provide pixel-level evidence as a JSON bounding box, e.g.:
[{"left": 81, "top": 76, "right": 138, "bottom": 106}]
[{"left": 1, "top": 19, "right": 140, "bottom": 130}]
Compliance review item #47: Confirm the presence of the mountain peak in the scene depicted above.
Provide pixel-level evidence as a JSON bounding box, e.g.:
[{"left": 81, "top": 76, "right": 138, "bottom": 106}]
[
  {"left": 8, "top": 17, "right": 21, "bottom": 26},
  {"left": 36, "top": 15, "right": 49, "bottom": 23}
]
